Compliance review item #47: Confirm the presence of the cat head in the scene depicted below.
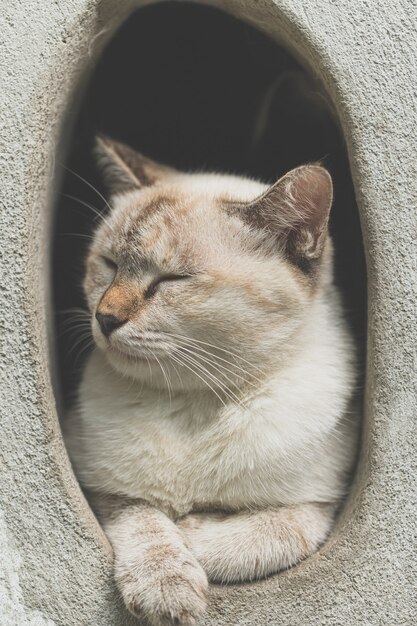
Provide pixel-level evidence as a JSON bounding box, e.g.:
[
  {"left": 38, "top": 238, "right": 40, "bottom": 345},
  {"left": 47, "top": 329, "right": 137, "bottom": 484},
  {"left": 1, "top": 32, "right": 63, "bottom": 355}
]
[{"left": 84, "top": 135, "right": 333, "bottom": 394}]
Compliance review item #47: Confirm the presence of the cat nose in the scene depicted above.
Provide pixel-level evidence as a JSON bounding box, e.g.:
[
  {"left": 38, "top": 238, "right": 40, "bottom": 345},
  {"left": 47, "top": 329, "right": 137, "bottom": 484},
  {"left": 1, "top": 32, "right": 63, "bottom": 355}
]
[{"left": 95, "top": 312, "right": 127, "bottom": 338}]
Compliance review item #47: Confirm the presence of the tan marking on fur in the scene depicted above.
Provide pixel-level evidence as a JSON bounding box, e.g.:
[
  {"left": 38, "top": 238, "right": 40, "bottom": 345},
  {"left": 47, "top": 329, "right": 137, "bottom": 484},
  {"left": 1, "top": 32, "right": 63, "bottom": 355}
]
[
  {"left": 163, "top": 213, "right": 174, "bottom": 229},
  {"left": 144, "top": 543, "right": 180, "bottom": 565},
  {"left": 242, "top": 281, "right": 283, "bottom": 313},
  {"left": 97, "top": 280, "right": 140, "bottom": 320},
  {"left": 209, "top": 269, "right": 292, "bottom": 313},
  {"left": 138, "top": 194, "right": 178, "bottom": 224},
  {"left": 117, "top": 571, "right": 137, "bottom": 588},
  {"left": 125, "top": 599, "right": 143, "bottom": 619},
  {"left": 141, "top": 224, "right": 163, "bottom": 250},
  {"left": 296, "top": 526, "right": 311, "bottom": 557},
  {"left": 282, "top": 507, "right": 312, "bottom": 556},
  {"left": 139, "top": 525, "right": 168, "bottom": 539}
]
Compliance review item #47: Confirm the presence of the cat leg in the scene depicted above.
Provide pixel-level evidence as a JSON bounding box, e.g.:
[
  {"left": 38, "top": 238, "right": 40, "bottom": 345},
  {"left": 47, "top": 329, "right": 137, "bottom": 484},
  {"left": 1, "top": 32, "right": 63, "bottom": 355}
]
[
  {"left": 177, "top": 503, "right": 336, "bottom": 583},
  {"left": 91, "top": 493, "right": 208, "bottom": 626}
]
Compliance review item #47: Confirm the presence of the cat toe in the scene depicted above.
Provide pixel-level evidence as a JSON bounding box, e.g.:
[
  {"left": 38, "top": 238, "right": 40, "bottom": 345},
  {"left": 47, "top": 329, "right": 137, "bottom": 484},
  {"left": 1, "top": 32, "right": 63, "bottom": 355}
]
[{"left": 119, "top": 554, "right": 208, "bottom": 626}]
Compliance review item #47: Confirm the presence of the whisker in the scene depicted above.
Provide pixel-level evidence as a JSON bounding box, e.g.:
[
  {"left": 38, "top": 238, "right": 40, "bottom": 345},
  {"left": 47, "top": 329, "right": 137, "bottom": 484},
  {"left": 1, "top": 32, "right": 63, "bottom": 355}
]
[
  {"left": 122, "top": 344, "right": 153, "bottom": 400},
  {"left": 152, "top": 349, "right": 173, "bottom": 406},
  {"left": 161, "top": 332, "right": 265, "bottom": 388},
  {"left": 174, "top": 349, "right": 244, "bottom": 408},
  {"left": 58, "top": 233, "right": 94, "bottom": 241},
  {"left": 164, "top": 332, "right": 267, "bottom": 376},
  {"left": 65, "top": 333, "right": 94, "bottom": 366},
  {"left": 58, "top": 323, "right": 91, "bottom": 338},
  {"left": 61, "top": 193, "right": 107, "bottom": 223},
  {"left": 56, "top": 308, "right": 90, "bottom": 317},
  {"left": 60, "top": 163, "right": 112, "bottom": 214},
  {"left": 66, "top": 329, "right": 92, "bottom": 351},
  {"left": 183, "top": 352, "right": 244, "bottom": 408},
  {"left": 167, "top": 336, "right": 262, "bottom": 387},
  {"left": 168, "top": 352, "right": 227, "bottom": 408},
  {"left": 58, "top": 314, "right": 90, "bottom": 323},
  {"left": 73, "top": 338, "right": 95, "bottom": 366},
  {"left": 60, "top": 193, "right": 115, "bottom": 233},
  {"left": 171, "top": 341, "right": 257, "bottom": 391},
  {"left": 162, "top": 351, "right": 184, "bottom": 390}
]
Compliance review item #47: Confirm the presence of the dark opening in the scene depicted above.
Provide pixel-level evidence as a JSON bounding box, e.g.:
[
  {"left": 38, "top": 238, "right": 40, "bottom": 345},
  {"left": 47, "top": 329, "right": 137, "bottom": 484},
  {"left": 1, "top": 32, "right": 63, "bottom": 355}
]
[{"left": 54, "top": 1, "right": 366, "bottom": 407}]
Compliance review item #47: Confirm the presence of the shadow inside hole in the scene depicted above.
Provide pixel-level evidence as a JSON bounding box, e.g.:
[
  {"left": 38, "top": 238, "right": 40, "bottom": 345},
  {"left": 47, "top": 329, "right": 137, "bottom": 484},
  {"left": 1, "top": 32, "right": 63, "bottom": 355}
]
[{"left": 54, "top": 1, "right": 366, "bottom": 408}]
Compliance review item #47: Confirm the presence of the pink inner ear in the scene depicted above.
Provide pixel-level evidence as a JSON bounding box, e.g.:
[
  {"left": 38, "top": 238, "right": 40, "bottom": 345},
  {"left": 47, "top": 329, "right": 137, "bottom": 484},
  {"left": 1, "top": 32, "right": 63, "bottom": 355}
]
[
  {"left": 282, "top": 165, "right": 333, "bottom": 262},
  {"left": 239, "top": 164, "right": 333, "bottom": 268},
  {"left": 246, "top": 164, "right": 333, "bottom": 235},
  {"left": 94, "top": 135, "right": 177, "bottom": 197},
  {"left": 289, "top": 165, "right": 333, "bottom": 231}
]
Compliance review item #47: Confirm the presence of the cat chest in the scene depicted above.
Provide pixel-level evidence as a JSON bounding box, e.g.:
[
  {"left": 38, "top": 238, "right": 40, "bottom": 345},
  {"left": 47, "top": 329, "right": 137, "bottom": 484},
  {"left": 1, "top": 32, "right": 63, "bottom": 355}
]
[{"left": 86, "top": 408, "right": 277, "bottom": 514}]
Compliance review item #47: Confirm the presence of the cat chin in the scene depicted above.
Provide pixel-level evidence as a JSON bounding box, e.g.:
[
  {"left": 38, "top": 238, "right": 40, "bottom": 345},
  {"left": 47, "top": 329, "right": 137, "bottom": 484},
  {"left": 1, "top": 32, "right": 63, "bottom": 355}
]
[
  {"left": 103, "top": 348, "right": 159, "bottom": 378},
  {"left": 91, "top": 328, "right": 161, "bottom": 379},
  {"left": 100, "top": 346, "right": 183, "bottom": 388},
  {"left": 98, "top": 345, "right": 214, "bottom": 392}
]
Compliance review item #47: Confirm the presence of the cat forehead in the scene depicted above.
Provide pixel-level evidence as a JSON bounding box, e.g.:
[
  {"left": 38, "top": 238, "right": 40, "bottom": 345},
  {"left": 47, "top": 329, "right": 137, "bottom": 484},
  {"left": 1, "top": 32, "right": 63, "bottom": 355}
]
[
  {"left": 111, "top": 172, "right": 267, "bottom": 221},
  {"left": 94, "top": 173, "right": 265, "bottom": 267},
  {"left": 100, "top": 173, "right": 267, "bottom": 249},
  {"left": 172, "top": 172, "right": 267, "bottom": 200}
]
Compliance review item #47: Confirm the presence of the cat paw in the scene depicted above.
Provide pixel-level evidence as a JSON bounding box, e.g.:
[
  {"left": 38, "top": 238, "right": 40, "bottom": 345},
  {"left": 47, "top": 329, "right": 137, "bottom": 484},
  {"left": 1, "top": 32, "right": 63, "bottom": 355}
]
[
  {"left": 116, "top": 548, "right": 208, "bottom": 626},
  {"left": 177, "top": 506, "right": 334, "bottom": 584}
]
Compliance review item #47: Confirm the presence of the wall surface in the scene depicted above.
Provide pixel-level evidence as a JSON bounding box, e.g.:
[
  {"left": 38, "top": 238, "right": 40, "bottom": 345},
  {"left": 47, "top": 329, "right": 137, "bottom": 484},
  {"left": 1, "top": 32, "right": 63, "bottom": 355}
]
[{"left": 0, "top": 1, "right": 416, "bottom": 625}]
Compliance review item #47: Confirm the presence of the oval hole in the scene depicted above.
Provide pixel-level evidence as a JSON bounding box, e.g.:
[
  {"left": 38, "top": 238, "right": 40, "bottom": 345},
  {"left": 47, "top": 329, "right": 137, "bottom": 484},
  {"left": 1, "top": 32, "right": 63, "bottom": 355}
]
[{"left": 53, "top": 0, "right": 366, "bottom": 559}]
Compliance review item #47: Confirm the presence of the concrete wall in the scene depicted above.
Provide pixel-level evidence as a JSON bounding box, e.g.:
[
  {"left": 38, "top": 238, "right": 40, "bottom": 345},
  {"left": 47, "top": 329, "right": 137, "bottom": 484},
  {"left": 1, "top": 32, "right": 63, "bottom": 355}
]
[{"left": 0, "top": 1, "right": 416, "bottom": 624}]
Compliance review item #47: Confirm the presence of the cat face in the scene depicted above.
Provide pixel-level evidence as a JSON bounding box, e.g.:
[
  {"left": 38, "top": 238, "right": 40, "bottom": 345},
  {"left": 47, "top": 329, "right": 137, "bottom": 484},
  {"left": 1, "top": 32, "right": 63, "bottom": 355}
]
[{"left": 84, "top": 136, "right": 333, "bottom": 393}]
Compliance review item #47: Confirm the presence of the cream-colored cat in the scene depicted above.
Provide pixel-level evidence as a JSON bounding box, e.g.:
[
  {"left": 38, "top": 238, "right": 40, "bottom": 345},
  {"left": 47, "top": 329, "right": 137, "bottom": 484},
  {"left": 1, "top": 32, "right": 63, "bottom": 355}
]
[{"left": 64, "top": 136, "right": 358, "bottom": 626}]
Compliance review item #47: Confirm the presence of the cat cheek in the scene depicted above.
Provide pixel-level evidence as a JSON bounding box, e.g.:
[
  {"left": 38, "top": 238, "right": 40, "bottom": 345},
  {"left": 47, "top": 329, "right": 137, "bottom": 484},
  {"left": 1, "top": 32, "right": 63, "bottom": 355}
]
[{"left": 156, "top": 288, "right": 183, "bottom": 306}]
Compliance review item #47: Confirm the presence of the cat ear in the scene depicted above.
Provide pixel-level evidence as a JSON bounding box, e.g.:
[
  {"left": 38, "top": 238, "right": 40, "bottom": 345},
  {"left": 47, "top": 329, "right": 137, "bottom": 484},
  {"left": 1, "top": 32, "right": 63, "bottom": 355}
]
[
  {"left": 94, "top": 135, "right": 175, "bottom": 196},
  {"left": 240, "top": 164, "right": 333, "bottom": 269}
]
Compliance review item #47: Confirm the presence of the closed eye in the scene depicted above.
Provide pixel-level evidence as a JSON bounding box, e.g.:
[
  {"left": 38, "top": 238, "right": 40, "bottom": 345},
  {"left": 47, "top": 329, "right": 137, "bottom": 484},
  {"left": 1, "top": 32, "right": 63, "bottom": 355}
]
[
  {"left": 144, "top": 274, "right": 192, "bottom": 299},
  {"left": 101, "top": 256, "right": 118, "bottom": 271}
]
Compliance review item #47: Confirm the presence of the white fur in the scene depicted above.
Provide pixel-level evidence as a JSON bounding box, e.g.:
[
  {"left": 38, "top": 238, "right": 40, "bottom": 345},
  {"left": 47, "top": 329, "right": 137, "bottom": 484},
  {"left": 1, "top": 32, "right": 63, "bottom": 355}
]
[
  {"left": 63, "top": 144, "right": 359, "bottom": 625},
  {"left": 66, "top": 294, "right": 355, "bottom": 516}
]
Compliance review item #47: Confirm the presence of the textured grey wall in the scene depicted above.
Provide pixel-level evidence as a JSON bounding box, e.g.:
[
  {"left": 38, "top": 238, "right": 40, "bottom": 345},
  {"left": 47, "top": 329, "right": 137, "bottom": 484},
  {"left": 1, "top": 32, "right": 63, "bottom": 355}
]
[{"left": 0, "top": 1, "right": 416, "bottom": 624}]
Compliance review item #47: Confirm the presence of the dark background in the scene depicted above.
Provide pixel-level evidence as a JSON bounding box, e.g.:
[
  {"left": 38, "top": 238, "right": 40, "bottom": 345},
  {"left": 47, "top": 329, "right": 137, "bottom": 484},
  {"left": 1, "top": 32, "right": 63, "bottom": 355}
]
[{"left": 54, "top": 2, "right": 366, "bottom": 406}]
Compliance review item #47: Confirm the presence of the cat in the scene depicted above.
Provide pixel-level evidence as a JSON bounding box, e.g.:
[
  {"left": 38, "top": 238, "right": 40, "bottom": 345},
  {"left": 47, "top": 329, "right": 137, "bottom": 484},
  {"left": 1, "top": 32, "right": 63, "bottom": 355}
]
[{"left": 63, "top": 135, "right": 359, "bottom": 626}]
